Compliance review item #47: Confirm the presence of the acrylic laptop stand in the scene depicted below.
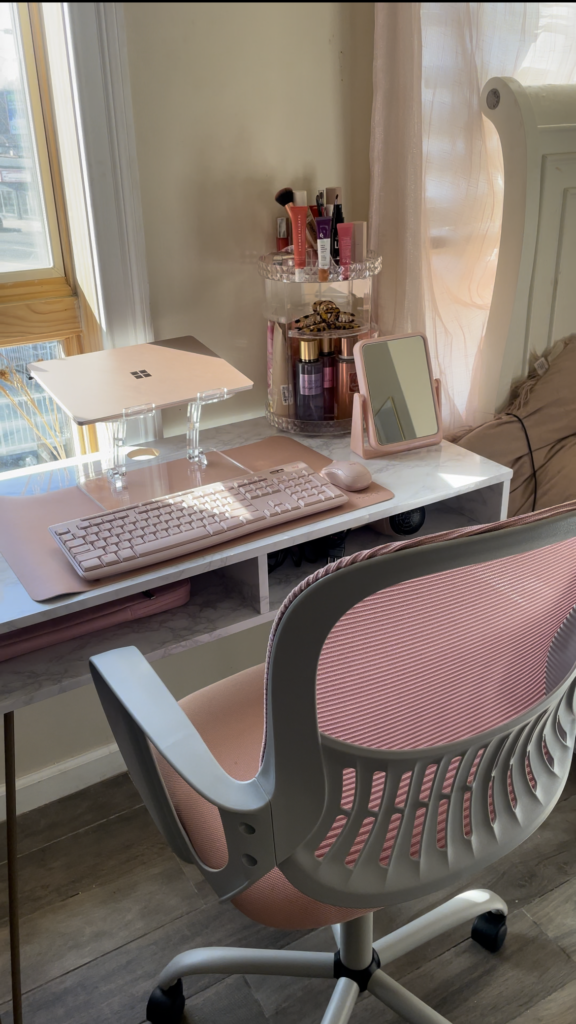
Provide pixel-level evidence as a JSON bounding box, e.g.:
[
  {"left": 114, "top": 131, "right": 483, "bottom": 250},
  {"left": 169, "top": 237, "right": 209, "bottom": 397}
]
[{"left": 28, "top": 338, "right": 253, "bottom": 509}]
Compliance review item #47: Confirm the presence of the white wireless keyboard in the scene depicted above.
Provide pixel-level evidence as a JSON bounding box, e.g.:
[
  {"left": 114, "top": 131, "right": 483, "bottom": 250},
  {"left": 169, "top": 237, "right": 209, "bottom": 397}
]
[{"left": 49, "top": 461, "right": 348, "bottom": 580}]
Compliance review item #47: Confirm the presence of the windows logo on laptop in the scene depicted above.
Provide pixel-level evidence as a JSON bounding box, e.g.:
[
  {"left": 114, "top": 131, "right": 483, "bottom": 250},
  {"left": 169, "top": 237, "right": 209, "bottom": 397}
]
[{"left": 130, "top": 369, "right": 152, "bottom": 379}]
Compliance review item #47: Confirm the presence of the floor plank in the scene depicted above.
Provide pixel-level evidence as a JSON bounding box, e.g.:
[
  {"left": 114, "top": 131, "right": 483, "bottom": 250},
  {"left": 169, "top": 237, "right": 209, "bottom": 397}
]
[
  {"left": 524, "top": 876, "right": 576, "bottom": 961},
  {"left": 505, "top": 978, "right": 576, "bottom": 1023},
  {"left": 0, "top": 773, "right": 141, "bottom": 863},
  {"left": 0, "top": 854, "right": 201, "bottom": 1003},
  {"left": 0, "top": 803, "right": 168, "bottom": 925}
]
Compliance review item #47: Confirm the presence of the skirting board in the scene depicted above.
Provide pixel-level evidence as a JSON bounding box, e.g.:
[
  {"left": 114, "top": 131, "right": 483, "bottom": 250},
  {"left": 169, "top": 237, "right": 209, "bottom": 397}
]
[{"left": 0, "top": 742, "right": 125, "bottom": 821}]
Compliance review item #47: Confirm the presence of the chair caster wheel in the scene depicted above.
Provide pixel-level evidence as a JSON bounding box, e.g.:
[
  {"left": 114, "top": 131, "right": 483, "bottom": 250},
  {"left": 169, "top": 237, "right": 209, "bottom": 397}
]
[
  {"left": 471, "top": 911, "right": 507, "bottom": 953},
  {"left": 146, "top": 978, "right": 185, "bottom": 1024}
]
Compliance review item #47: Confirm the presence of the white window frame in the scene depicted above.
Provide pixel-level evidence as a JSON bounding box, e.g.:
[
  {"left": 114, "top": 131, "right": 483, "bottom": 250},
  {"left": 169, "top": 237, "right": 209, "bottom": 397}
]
[{"left": 60, "top": 2, "right": 152, "bottom": 349}]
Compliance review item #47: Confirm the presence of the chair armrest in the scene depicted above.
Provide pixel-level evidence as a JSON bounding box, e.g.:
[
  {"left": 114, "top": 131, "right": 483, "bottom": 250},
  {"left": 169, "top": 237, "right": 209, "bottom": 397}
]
[{"left": 90, "top": 646, "right": 268, "bottom": 814}]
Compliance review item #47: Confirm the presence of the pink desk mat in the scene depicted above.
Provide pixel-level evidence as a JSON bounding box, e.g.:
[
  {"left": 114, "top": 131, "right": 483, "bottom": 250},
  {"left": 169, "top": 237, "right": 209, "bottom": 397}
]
[{"left": 0, "top": 437, "right": 394, "bottom": 602}]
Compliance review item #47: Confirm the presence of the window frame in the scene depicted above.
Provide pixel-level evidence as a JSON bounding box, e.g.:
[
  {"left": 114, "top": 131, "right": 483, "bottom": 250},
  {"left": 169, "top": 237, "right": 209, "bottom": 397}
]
[{"left": 0, "top": 2, "right": 82, "bottom": 349}]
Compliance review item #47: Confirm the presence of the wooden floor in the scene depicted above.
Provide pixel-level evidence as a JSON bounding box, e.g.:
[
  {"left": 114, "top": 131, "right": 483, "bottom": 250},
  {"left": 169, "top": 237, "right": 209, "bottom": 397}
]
[{"left": 1, "top": 763, "right": 576, "bottom": 1024}]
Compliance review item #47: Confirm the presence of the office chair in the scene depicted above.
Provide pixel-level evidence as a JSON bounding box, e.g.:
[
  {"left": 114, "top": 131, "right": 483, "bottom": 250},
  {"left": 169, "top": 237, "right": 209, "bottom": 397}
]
[{"left": 90, "top": 504, "right": 576, "bottom": 1024}]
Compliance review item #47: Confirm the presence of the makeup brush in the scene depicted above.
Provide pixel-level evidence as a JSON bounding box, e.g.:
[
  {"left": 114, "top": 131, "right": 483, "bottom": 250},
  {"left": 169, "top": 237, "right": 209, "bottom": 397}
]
[
  {"left": 275, "top": 187, "right": 295, "bottom": 209},
  {"left": 275, "top": 187, "right": 316, "bottom": 249}
]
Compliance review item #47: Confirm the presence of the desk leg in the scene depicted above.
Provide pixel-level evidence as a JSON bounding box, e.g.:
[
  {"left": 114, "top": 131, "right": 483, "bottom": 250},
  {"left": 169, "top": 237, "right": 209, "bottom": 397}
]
[{"left": 4, "top": 712, "right": 23, "bottom": 1024}]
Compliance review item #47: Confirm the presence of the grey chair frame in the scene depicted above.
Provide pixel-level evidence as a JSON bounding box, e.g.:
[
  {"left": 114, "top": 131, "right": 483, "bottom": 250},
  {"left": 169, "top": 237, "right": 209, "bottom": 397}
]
[{"left": 90, "top": 511, "right": 576, "bottom": 1024}]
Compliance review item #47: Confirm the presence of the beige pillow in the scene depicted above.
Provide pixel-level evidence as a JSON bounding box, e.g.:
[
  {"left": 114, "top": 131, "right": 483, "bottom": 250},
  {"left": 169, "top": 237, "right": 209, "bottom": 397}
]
[{"left": 458, "top": 336, "right": 576, "bottom": 517}]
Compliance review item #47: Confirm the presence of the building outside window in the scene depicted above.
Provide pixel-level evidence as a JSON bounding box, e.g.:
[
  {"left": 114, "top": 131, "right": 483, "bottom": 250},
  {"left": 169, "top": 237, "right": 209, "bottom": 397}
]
[{"left": 0, "top": 3, "right": 101, "bottom": 472}]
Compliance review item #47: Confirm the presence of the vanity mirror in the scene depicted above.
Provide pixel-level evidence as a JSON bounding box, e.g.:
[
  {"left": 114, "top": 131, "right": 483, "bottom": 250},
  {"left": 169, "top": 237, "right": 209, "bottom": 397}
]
[{"left": 350, "top": 333, "right": 442, "bottom": 458}]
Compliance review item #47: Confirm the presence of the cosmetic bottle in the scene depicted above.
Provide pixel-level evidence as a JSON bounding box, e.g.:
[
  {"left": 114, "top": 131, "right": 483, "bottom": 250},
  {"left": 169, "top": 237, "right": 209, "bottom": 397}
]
[
  {"left": 335, "top": 336, "right": 359, "bottom": 419},
  {"left": 296, "top": 338, "right": 323, "bottom": 420},
  {"left": 330, "top": 196, "right": 344, "bottom": 264},
  {"left": 276, "top": 217, "right": 288, "bottom": 251},
  {"left": 320, "top": 336, "right": 336, "bottom": 419},
  {"left": 315, "top": 215, "right": 332, "bottom": 283}
]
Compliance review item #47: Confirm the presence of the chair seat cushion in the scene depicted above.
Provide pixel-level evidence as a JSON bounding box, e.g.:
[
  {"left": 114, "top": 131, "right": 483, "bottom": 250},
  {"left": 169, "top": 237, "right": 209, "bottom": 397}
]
[{"left": 155, "top": 664, "right": 369, "bottom": 930}]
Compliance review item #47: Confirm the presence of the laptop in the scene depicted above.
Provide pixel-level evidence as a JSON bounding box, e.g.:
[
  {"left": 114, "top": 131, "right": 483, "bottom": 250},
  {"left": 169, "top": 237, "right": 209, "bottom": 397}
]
[{"left": 27, "top": 337, "right": 253, "bottom": 425}]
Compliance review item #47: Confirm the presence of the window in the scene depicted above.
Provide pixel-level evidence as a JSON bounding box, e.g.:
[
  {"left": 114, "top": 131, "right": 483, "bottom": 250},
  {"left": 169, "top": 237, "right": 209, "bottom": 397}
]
[
  {"left": 0, "top": 3, "right": 105, "bottom": 469},
  {"left": 0, "top": 2, "right": 53, "bottom": 271},
  {"left": 0, "top": 338, "right": 73, "bottom": 470}
]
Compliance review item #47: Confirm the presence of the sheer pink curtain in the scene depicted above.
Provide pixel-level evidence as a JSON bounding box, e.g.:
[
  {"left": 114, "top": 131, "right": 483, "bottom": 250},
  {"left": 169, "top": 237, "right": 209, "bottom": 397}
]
[{"left": 370, "top": 2, "right": 576, "bottom": 430}]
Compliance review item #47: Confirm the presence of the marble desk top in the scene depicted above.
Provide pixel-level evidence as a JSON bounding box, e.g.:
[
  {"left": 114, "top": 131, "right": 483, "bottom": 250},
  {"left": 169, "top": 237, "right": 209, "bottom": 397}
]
[{"left": 0, "top": 416, "right": 511, "bottom": 634}]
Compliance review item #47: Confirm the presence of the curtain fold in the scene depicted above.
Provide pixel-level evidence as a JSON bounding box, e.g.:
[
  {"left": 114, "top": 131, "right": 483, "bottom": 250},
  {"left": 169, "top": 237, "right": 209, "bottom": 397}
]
[
  {"left": 369, "top": 2, "right": 424, "bottom": 336},
  {"left": 371, "top": 2, "right": 576, "bottom": 430}
]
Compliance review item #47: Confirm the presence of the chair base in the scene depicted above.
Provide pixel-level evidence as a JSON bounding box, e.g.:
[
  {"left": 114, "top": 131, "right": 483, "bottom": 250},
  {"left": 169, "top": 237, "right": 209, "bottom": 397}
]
[{"left": 146, "top": 888, "right": 508, "bottom": 1024}]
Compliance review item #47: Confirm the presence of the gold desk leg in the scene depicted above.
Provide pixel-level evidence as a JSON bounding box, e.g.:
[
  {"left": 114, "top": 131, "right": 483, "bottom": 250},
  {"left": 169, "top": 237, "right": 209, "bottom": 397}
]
[{"left": 4, "top": 712, "right": 23, "bottom": 1024}]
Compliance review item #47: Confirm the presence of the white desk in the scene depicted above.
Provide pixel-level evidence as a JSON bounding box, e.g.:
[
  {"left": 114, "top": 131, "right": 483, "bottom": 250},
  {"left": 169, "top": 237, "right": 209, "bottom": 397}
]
[
  {"left": 0, "top": 416, "right": 511, "bottom": 717},
  {"left": 0, "top": 415, "right": 511, "bottom": 1023}
]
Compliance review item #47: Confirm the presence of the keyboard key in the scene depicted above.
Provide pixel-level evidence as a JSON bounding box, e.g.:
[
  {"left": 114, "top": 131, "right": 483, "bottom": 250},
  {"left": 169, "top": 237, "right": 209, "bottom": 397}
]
[
  {"left": 222, "top": 517, "right": 243, "bottom": 531},
  {"left": 77, "top": 557, "right": 102, "bottom": 569},
  {"left": 133, "top": 526, "right": 210, "bottom": 555},
  {"left": 119, "top": 549, "right": 137, "bottom": 561},
  {"left": 241, "top": 511, "right": 266, "bottom": 524},
  {"left": 206, "top": 522, "right": 225, "bottom": 535},
  {"left": 101, "top": 553, "right": 120, "bottom": 565}
]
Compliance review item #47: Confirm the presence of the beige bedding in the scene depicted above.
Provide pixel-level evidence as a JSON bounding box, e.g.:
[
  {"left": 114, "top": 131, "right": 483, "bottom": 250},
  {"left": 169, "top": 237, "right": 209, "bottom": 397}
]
[{"left": 458, "top": 335, "right": 576, "bottom": 517}]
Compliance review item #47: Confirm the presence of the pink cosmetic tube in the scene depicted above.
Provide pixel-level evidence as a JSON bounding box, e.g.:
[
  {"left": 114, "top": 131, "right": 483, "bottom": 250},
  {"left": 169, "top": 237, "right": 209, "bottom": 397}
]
[
  {"left": 337, "top": 222, "right": 353, "bottom": 278},
  {"left": 289, "top": 204, "right": 308, "bottom": 282}
]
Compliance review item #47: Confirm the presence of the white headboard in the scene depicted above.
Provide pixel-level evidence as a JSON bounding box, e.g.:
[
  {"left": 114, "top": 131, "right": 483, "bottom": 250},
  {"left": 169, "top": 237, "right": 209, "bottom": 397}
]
[{"left": 477, "top": 76, "right": 576, "bottom": 417}]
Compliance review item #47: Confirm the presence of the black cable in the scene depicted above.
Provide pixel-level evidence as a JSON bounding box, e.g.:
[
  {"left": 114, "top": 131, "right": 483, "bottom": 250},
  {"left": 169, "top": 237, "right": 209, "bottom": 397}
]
[{"left": 507, "top": 412, "right": 537, "bottom": 513}]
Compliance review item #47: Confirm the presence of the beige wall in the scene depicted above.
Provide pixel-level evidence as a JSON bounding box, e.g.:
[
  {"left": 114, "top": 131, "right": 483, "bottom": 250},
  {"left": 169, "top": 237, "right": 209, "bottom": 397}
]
[
  {"left": 5, "top": 1, "right": 375, "bottom": 797},
  {"left": 124, "top": 0, "right": 375, "bottom": 432}
]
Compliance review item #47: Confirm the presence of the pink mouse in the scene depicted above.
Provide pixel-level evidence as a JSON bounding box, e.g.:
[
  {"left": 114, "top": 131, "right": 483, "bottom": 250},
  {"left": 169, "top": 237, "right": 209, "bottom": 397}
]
[{"left": 321, "top": 460, "right": 372, "bottom": 492}]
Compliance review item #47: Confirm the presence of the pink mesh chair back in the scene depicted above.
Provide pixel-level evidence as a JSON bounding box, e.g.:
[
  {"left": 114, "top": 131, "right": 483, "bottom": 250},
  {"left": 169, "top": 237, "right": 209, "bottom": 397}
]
[{"left": 262, "top": 505, "right": 576, "bottom": 907}]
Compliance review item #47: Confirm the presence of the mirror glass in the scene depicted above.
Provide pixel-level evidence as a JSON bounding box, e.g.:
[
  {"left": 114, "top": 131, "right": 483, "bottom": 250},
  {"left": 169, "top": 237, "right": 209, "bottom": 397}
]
[{"left": 362, "top": 336, "right": 438, "bottom": 445}]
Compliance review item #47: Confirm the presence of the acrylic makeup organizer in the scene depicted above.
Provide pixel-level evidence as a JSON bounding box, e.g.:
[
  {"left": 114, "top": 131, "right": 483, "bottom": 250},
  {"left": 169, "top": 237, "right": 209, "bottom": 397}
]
[{"left": 259, "top": 247, "right": 382, "bottom": 435}]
